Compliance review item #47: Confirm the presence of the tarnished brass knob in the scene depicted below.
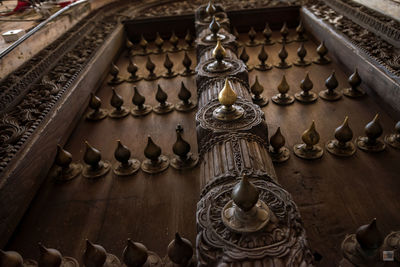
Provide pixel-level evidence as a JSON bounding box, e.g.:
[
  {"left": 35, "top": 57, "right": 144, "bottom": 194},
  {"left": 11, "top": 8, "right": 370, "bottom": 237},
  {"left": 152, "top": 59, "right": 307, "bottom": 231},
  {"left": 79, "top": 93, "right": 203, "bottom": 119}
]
[
  {"left": 294, "top": 121, "right": 324, "bottom": 159},
  {"left": 314, "top": 41, "right": 331, "bottom": 65},
  {"left": 167, "top": 233, "right": 193, "bottom": 266},
  {"left": 122, "top": 239, "right": 148, "bottom": 267},
  {"left": 327, "top": 116, "right": 356, "bottom": 157},
  {"left": 320, "top": 70, "right": 342, "bottom": 101},
  {"left": 295, "top": 72, "right": 318, "bottom": 103}
]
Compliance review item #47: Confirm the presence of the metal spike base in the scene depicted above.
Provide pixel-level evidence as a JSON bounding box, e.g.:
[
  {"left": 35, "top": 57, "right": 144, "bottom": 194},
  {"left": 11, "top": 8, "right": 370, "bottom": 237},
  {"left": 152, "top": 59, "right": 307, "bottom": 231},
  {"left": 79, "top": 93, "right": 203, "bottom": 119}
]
[
  {"left": 107, "top": 78, "right": 124, "bottom": 85},
  {"left": 319, "top": 90, "right": 342, "bottom": 101},
  {"left": 246, "top": 41, "right": 259, "bottom": 47},
  {"left": 295, "top": 92, "right": 318, "bottom": 103},
  {"left": 131, "top": 105, "right": 152, "bottom": 117},
  {"left": 52, "top": 163, "right": 82, "bottom": 182},
  {"left": 278, "top": 39, "right": 292, "bottom": 44},
  {"left": 86, "top": 109, "right": 107, "bottom": 121},
  {"left": 343, "top": 88, "right": 366, "bottom": 98},
  {"left": 274, "top": 62, "right": 292, "bottom": 69},
  {"left": 326, "top": 140, "right": 356, "bottom": 157},
  {"left": 254, "top": 64, "right": 272, "bottom": 71},
  {"left": 126, "top": 76, "right": 143, "bottom": 83},
  {"left": 295, "top": 36, "right": 308, "bottom": 42},
  {"left": 144, "top": 73, "right": 159, "bottom": 81},
  {"left": 357, "top": 137, "right": 386, "bottom": 152},
  {"left": 263, "top": 40, "right": 275, "bottom": 46},
  {"left": 170, "top": 153, "right": 199, "bottom": 170},
  {"left": 313, "top": 57, "right": 331, "bottom": 65},
  {"left": 180, "top": 69, "right": 196, "bottom": 77},
  {"left": 82, "top": 161, "right": 111, "bottom": 178},
  {"left": 141, "top": 155, "right": 169, "bottom": 174},
  {"left": 213, "top": 105, "right": 244, "bottom": 121},
  {"left": 113, "top": 159, "right": 140, "bottom": 176},
  {"left": 294, "top": 59, "right": 311, "bottom": 67},
  {"left": 385, "top": 134, "right": 400, "bottom": 149},
  {"left": 175, "top": 101, "right": 197, "bottom": 112},
  {"left": 269, "top": 147, "right": 290, "bottom": 163},
  {"left": 163, "top": 72, "right": 178, "bottom": 79},
  {"left": 272, "top": 94, "right": 294, "bottom": 105},
  {"left": 153, "top": 102, "right": 174, "bottom": 114},
  {"left": 293, "top": 144, "right": 323, "bottom": 159},
  {"left": 108, "top": 107, "right": 130, "bottom": 119},
  {"left": 252, "top": 96, "right": 268, "bottom": 107}
]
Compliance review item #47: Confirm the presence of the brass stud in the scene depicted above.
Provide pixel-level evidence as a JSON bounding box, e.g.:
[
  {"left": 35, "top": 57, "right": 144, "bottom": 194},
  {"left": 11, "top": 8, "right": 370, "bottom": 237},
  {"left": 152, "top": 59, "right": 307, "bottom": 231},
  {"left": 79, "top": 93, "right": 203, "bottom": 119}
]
[
  {"left": 356, "top": 219, "right": 383, "bottom": 250},
  {"left": 139, "top": 34, "right": 148, "bottom": 53},
  {"left": 83, "top": 240, "right": 107, "bottom": 267},
  {"left": 295, "top": 21, "right": 308, "bottom": 42},
  {"left": 153, "top": 85, "right": 174, "bottom": 114},
  {"left": 126, "top": 58, "right": 142, "bottom": 83},
  {"left": 294, "top": 121, "right": 324, "bottom": 159},
  {"left": 154, "top": 32, "right": 164, "bottom": 54},
  {"left": 313, "top": 41, "right": 331, "bottom": 65},
  {"left": 343, "top": 68, "right": 365, "bottom": 98},
  {"left": 181, "top": 52, "right": 195, "bottom": 76},
  {"left": 295, "top": 72, "right": 318, "bottom": 103},
  {"left": 171, "top": 125, "right": 198, "bottom": 170},
  {"left": 86, "top": 93, "right": 107, "bottom": 121},
  {"left": 206, "top": 40, "right": 233, "bottom": 72},
  {"left": 52, "top": 144, "right": 82, "bottom": 181},
  {"left": 141, "top": 136, "right": 169, "bottom": 174},
  {"left": 384, "top": 121, "right": 400, "bottom": 149},
  {"left": 272, "top": 74, "right": 294, "bottom": 105},
  {"left": 278, "top": 22, "right": 292, "bottom": 44},
  {"left": 269, "top": 127, "right": 290, "bottom": 163},
  {"left": 232, "top": 27, "right": 240, "bottom": 41},
  {"left": 169, "top": 31, "right": 179, "bottom": 52},
  {"left": 262, "top": 22, "right": 274, "bottom": 45},
  {"left": 131, "top": 87, "right": 152, "bottom": 117},
  {"left": 319, "top": 70, "right": 342, "bottom": 101},
  {"left": 38, "top": 243, "right": 62, "bottom": 267},
  {"left": 255, "top": 45, "right": 272, "bottom": 71},
  {"left": 250, "top": 76, "right": 268, "bottom": 107},
  {"left": 144, "top": 56, "right": 158, "bottom": 81},
  {"left": 113, "top": 140, "right": 140, "bottom": 176},
  {"left": 247, "top": 27, "right": 257, "bottom": 46},
  {"left": 326, "top": 116, "right": 356, "bottom": 157},
  {"left": 239, "top": 47, "right": 250, "bottom": 70},
  {"left": 0, "top": 249, "right": 24, "bottom": 267},
  {"left": 122, "top": 239, "right": 148, "bottom": 267},
  {"left": 108, "top": 62, "right": 124, "bottom": 85},
  {"left": 184, "top": 29, "right": 194, "bottom": 49},
  {"left": 167, "top": 233, "right": 193, "bottom": 266},
  {"left": 163, "top": 53, "right": 178, "bottom": 79},
  {"left": 275, "top": 42, "right": 292, "bottom": 69},
  {"left": 175, "top": 82, "right": 197, "bottom": 112},
  {"left": 357, "top": 114, "right": 386, "bottom": 152},
  {"left": 213, "top": 78, "right": 244, "bottom": 121},
  {"left": 294, "top": 42, "right": 311, "bottom": 67},
  {"left": 82, "top": 141, "right": 110, "bottom": 178},
  {"left": 109, "top": 88, "right": 129, "bottom": 119}
]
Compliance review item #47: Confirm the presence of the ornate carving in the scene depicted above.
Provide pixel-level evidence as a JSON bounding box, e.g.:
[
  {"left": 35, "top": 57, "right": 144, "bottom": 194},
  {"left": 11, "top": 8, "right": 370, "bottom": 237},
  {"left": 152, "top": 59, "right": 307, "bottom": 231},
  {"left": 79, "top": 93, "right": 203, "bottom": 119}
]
[
  {"left": 307, "top": 1, "right": 400, "bottom": 76},
  {"left": 197, "top": 178, "right": 314, "bottom": 266}
]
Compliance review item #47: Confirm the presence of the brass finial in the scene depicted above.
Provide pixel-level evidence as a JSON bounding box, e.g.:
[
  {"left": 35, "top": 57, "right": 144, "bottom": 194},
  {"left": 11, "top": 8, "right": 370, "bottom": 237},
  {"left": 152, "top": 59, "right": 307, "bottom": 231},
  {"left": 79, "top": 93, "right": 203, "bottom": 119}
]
[
  {"left": 320, "top": 70, "right": 342, "bottom": 101},
  {"left": 0, "top": 250, "right": 24, "bottom": 267},
  {"left": 295, "top": 20, "right": 307, "bottom": 42},
  {"left": 127, "top": 58, "right": 142, "bottom": 83},
  {"left": 269, "top": 127, "right": 290, "bottom": 163},
  {"left": 109, "top": 88, "right": 129, "bottom": 119},
  {"left": 131, "top": 87, "right": 152, "bottom": 117},
  {"left": 139, "top": 34, "right": 148, "bottom": 52},
  {"left": 213, "top": 79, "right": 244, "bottom": 121},
  {"left": 38, "top": 243, "right": 62, "bottom": 267},
  {"left": 163, "top": 53, "right": 177, "bottom": 79},
  {"left": 279, "top": 22, "right": 291, "bottom": 43},
  {"left": 154, "top": 32, "right": 164, "bottom": 53},
  {"left": 222, "top": 176, "right": 271, "bottom": 233},
  {"left": 169, "top": 31, "right": 179, "bottom": 51},
  {"left": 275, "top": 42, "right": 292, "bottom": 69},
  {"left": 294, "top": 121, "right": 324, "bottom": 159},
  {"left": 344, "top": 68, "right": 365, "bottom": 98},
  {"left": 126, "top": 38, "right": 133, "bottom": 51},
  {"left": 108, "top": 62, "right": 124, "bottom": 85},
  {"left": 294, "top": 42, "right": 311, "bottom": 67},
  {"left": 144, "top": 56, "right": 157, "bottom": 81},
  {"left": 184, "top": 29, "right": 194, "bottom": 48},
  {"left": 239, "top": 47, "right": 249, "bottom": 67},
  {"left": 83, "top": 240, "right": 107, "bottom": 267},
  {"left": 153, "top": 85, "right": 173, "bottom": 114},
  {"left": 205, "top": 1, "right": 216, "bottom": 17},
  {"left": 122, "top": 239, "right": 148, "bottom": 267},
  {"left": 250, "top": 76, "right": 268, "bottom": 107},
  {"left": 175, "top": 82, "right": 196, "bottom": 112},
  {"left": 82, "top": 141, "right": 110, "bottom": 178},
  {"left": 247, "top": 27, "right": 257, "bottom": 46},
  {"left": 326, "top": 116, "right": 356, "bottom": 157},
  {"left": 314, "top": 41, "right": 331, "bottom": 65},
  {"left": 357, "top": 114, "right": 386, "bottom": 152},
  {"left": 385, "top": 121, "right": 400, "bottom": 149},
  {"left": 53, "top": 144, "right": 82, "bottom": 181},
  {"left": 181, "top": 52, "right": 194, "bottom": 76},
  {"left": 141, "top": 136, "right": 169, "bottom": 174},
  {"left": 272, "top": 74, "right": 294, "bottom": 105},
  {"left": 113, "top": 140, "right": 140, "bottom": 176},
  {"left": 171, "top": 126, "right": 198, "bottom": 170},
  {"left": 255, "top": 45, "right": 272, "bottom": 71},
  {"left": 212, "top": 39, "right": 226, "bottom": 62},
  {"left": 356, "top": 219, "right": 383, "bottom": 250},
  {"left": 262, "top": 22, "right": 274, "bottom": 45},
  {"left": 210, "top": 16, "right": 220, "bottom": 37},
  {"left": 207, "top": 40, "right": 233, "bottom": 72},
  {"left": 295, "top": 72, "right": 318, "bottom": 103},
  {"left": 167, "top": 233, "right": 193, "bottom": 266},
  {"left": 86, "top": 93, "right": 107, "bottom": 121}
]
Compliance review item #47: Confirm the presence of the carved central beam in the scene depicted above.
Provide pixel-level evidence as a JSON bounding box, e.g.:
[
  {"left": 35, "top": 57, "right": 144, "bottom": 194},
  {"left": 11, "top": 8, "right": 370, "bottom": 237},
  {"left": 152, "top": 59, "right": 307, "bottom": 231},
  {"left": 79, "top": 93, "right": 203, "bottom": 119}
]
[{"left": 193, "top": 3, "right": 314, "bottom": 266}]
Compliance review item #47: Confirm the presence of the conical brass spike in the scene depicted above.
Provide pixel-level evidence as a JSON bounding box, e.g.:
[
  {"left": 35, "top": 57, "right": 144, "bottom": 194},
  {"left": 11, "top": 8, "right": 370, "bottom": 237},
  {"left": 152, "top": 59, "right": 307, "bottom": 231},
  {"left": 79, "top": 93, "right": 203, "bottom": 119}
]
[
  {"left": 126, "top": 39, "right": 133, "bottom": 50},
  {"left": 294, "top": 42, "right": 311, "bottom": 67},
  {"left": 327, "top": 116, "right": 356, "bottom": 156},
  {"left": 209, "top": 16, "right": 220, "bottom": 37},
  {"left": 184, "top": 30, "right": 194, "bottom": 47},
  {"left": 295, "top": 21, "right": 307, "bottom": 42},
  {"left": 270, "top": 127, "right": 285, "bottom": 152},
  {"left": 250, "top": 76, "right": 268, "bottom": 107},
  {"left": 167, "top": 233, "right": 193, "bottom": 265},
  {"left": 294, "top": 121, "right": 323, "bottom": 159},
  {"left": 320, "top": 70, "right": 342, "bottom": 101},
  {"left": 272, "top": 74, "right": 294, "bottom": 105},
  {"left": 262, "top": 22, "right": 274, "bottom": 45},
  {"left": 232, "top": 175, "right": 259, "bottom": 212},
  {"left": 239, "top": 47, "right": 249, "bottom": 64},
  {"left": 113, "top": 140, "right": 140, "bottom": 176},
  {"left": 156, "top": 85, "right": 168, "bottom": 104},
  {"left": 275, "top": 43, "right": 291, "bottom": 69},
  {"left": 205, "top": 1, "right": 216, "bottom": 17},
  {"left": 178, "top": 82, "right": 191, "bottom": 103},
  {"left": 132, "top": 87, "right": 145, "bottom": 108},
  {"left": 89, "top": 93, "right": 101, "bottom": 110},
  {"left": 141, "top": 136, "right": 169, "bottom": 174},
  {"left": 173, "top": 131, "right": 191, "bottom": 159},
  {"left": 302, "top": 121, "right": 320, "bottom": 147},
  {"left": 110, "top": 88, "right": 123, "bottom": 110},
  {"left": 55, "top": 144, "right": 72, "bottom": 169},
  {"left": 344, "top": 68, "right": 365, "bottom": 98},
  {"left": 127, "top": 59, "right": 139, "bottom": 80},
  {"left": 269, "top": 127, "right": 290, "bottom": 162},
  {"left": 83, "top": 240, "right": 107, "bottom": 267},
  {"left": 164, "top": 53, "right": 173, "bottom": 71},
  {"left": 277, "top": 75, "right": 290, "bottom": 95},
  {"left": 139, "top": 34, "right": 148, "bottom": 51},
  {"left": 110, "top": 62, "right": 119, "bottom": 77},
  {"left": 301, "top": 72, "right": 313, "bottom": 91},
  {"left": 325, "top": 70, "right": 338, "bottom": 91},
  {"left": 154, "top": 32, "right": 164, "bottom": 52},
  {"left": 0, "top": 250, "right": 24, "bottom": 267},
  {"left": 314, "top": 40, "right": 331, "bottom": 65},
  {"left": 144, "top": 136, "right": 161, "bottom": 162},
  {"left": 358, "top": 114, "right": 386, "bottom": 152},
  {"left": 218, "top": 78, "right": 237, "bottom": 107},
  {"left": 248, "top": 27, "right": 257, "bottom": 44},
  {"left": 356, "top": 218, "right": 383, "bottom": 250},
  {"left": 84, "top": 141, "right": 101, "bottom": 168},
  {"left": 115, "top": 140, "right": 131, "bottom": 165},
  {"left": 169, "top": 31, "right": 179, "bottom": 50},
  {"left": 258, "top": 45, "right": 268, "bottom": 63},
  {"left": 296, "top": 72, "right": 317, "bottom": 103},
  {"left": 131, "top": 86, "right": 152, "bottom": 116},
  {"left": 145, "top": 56, "right": 155, "bottom": 73},
  {"left": 335, "top": 116, "right": 353, "bottom": 144},
  {"left": 86, "top": 93, "right": 107, "bottom": 121},
  {"left": 38, "top": 243, "right": 62, "bottom": 267},
  {"left": 212, "top": 39, "right": 226, "bottom": 62},
  {"left": 182, "top": 52, "right": 192, "bottom": 72},
  {"left": 53, "top": 144, "right": 81, "bottom": 181},
  {"left": 171, "top": 126, "right": 198, "bottom": 169},
  {"left": 122, "top": 239, "right": 148, "bottom": 267},
  {"left": 82, "top": 141, "right": 110, "bottom": 178},
  {"left": 154, "top": 85, "right": 173, "bottom": 114}
]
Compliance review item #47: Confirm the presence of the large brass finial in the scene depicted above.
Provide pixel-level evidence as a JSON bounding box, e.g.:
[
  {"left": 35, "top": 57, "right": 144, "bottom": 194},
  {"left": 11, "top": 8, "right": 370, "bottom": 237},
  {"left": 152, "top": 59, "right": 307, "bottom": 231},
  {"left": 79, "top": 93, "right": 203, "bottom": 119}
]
[
  {"left": 206, "top": 40, "right": 233, "bottom": 72},
  {"left": 294, "top": 121, "right": 324, "bottom": 159},
  {"left": 221, "top": 176, "right": 271, "bottom": 233},
  {"left": 212, "top": 39, "right": 226, "bottom": 62},
  {"left": 213, "top": 79, "right": 244, "bottom": 121}
]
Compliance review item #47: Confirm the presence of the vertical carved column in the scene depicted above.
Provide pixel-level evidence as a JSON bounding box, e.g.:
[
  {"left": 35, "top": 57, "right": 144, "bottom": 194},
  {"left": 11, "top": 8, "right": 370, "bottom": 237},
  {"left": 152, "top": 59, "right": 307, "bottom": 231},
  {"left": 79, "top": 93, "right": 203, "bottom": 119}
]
[{"left": 194, "top": 3, "right": 314, "bottom": 266}]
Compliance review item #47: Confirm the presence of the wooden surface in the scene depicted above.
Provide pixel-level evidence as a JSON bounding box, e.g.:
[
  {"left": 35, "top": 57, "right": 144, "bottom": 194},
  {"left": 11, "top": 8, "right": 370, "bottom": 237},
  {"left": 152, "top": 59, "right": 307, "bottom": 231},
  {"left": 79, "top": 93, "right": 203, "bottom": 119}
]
[
  {"left": 5, "top": 26, "right": 400, "bottom": 267},
  {"left": 6, "top": 49, "right": 200, "bottom": 261}
]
